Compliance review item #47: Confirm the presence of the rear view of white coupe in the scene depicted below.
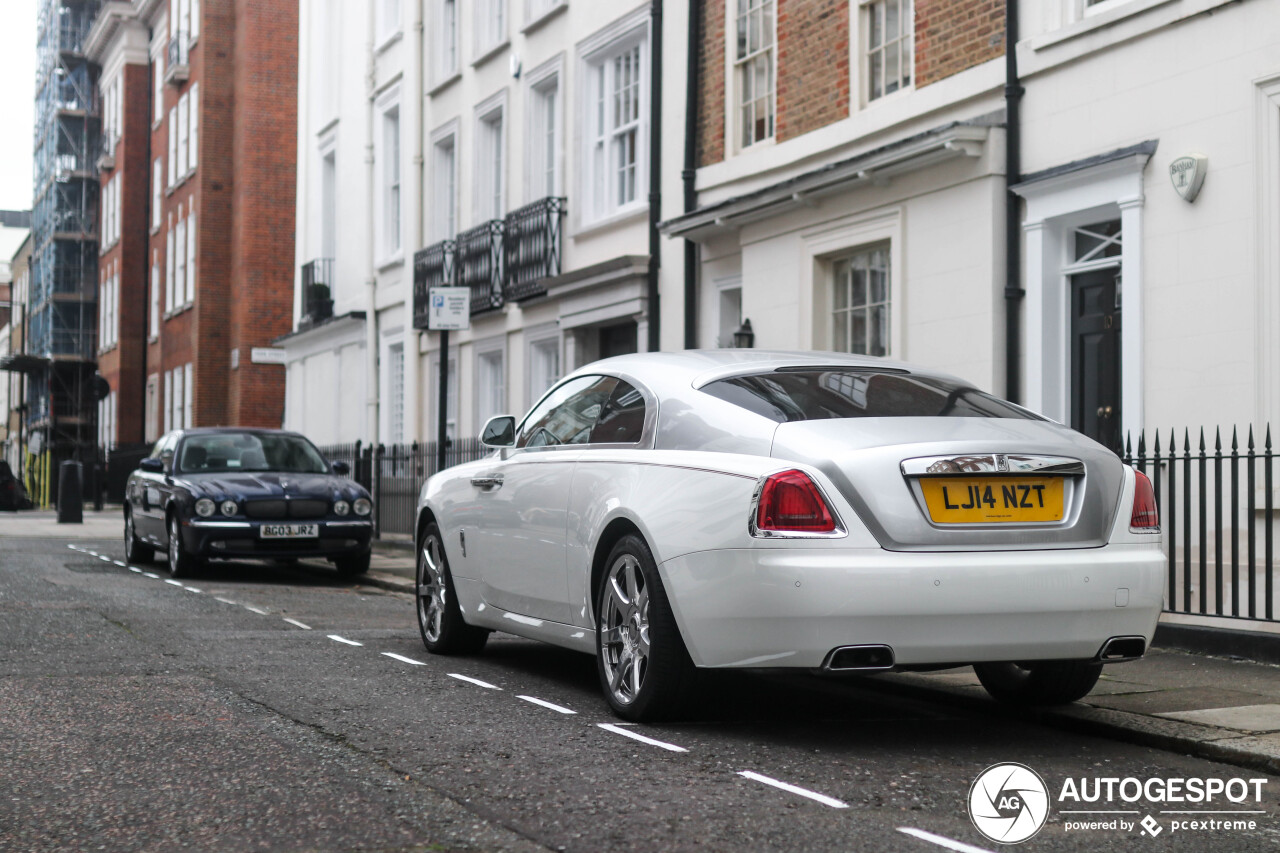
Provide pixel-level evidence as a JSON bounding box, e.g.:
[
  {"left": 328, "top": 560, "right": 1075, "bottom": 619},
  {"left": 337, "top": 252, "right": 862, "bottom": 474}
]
[{"left": 413, "top": 351, "right": 1163, "bottom": 721}]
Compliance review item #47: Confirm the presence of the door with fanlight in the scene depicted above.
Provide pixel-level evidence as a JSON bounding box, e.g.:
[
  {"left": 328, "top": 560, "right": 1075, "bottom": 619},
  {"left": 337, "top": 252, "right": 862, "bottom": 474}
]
[{"left": 1066, "top": 220, "right": 1123, "bottom": 451}]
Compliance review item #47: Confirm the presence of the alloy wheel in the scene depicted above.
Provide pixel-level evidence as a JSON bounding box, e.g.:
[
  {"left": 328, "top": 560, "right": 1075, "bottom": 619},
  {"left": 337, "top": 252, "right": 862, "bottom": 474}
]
[
  {"left": 600, "top": 553, "right": 650, "bottom": 705},
  {"left": 418, "top": 534, "right": 447, "bottom": 643}
]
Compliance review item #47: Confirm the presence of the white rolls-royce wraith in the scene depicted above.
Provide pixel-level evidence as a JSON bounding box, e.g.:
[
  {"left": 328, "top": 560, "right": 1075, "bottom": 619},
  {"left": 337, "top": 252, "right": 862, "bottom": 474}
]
[{"left": 413, "top": 351, "right": 1163, "bottom": 721}]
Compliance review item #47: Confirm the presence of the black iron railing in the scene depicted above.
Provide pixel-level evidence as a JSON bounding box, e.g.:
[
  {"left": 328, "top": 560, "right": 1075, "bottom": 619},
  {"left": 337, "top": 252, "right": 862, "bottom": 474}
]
[
  {"left": 504, "top": 196, "right": 566, "bottom": 302},
  {"left": 412, "top": 239, "right": 456, "bottom": 330},
  {"left": 1124, "top": 427, "right": 1277, "bottom": 623},
  {"left": 456, "top": 220, "right": 505, "bottom": 316},
  {"left": 301, "top": 258, "right": 334, "bottom": 325},
  {"left": 317, "top": 439, "right": 489, "bottom": 537},
  {"left": 168, "top": 32, "right": 189, "bottom": 67},
  {"left": 411, "top": 198, "right": 567, "bottom": 327}
]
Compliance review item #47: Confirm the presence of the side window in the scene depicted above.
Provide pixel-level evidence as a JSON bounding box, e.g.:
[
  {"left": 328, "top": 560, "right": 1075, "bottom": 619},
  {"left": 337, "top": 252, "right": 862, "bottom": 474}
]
[
  {"left": 517, "top": 376, "right": 617, "bottom": 448},
  {"left": 589, "top": 380, "right": 646, "bottom": 444},
  {"left": 158, "top": 434, "right": 178, "bottom": 472}
]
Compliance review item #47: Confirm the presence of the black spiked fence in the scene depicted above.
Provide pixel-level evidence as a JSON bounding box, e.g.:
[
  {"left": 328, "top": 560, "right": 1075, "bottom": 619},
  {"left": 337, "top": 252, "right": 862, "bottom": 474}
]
[{"left": 1123, "top": 426, "right": 1276, "bottom": 622}]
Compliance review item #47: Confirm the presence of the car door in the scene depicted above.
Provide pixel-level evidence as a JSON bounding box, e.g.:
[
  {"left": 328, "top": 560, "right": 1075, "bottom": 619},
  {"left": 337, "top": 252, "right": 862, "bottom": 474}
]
[
  {"left": 133, "top": 433, "right": 175, "bottom": 543},
  {"left": 469, "top": 375, "right": 618, "bottom": 623}
]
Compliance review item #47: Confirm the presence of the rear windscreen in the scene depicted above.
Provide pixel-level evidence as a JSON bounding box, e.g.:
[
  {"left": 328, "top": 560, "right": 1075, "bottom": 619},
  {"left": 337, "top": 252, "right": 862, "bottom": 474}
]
[{"left": 699, "top": 370, "right": 1041, "bottom": 423}]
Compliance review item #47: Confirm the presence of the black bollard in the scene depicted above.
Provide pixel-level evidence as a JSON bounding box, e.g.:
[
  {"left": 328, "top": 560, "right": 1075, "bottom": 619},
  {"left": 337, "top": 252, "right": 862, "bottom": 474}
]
[{"left": 57, "top": 461, "right": 84, "bottom": 524}]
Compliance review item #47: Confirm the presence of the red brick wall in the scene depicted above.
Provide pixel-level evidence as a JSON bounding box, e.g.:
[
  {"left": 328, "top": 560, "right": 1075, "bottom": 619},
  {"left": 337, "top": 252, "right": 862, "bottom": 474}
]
[
  {"left": 696, "top": 0, "right": 726, "bottom": 166},
  {"left": 776, "top": 0, "right": 850, "bottom": 142},
  {"left": 226, "top": 0, "right": 298, "bottom": 428},
  {"left": 915, "top": 0, "right": 1005, "bottom": 88}
]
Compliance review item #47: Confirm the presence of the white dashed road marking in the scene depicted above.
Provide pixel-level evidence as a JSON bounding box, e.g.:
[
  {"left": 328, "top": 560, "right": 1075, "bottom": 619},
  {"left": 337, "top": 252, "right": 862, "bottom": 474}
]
[
  {"left": 143, "top": 573, "right": 161, "bottom": 579},
  {"left": 597, "top": 724, "right": 688, "bottom": 753},
  {"left": 283, "top": 618, "right": 312, "bottom": 630},
  {"left": 244, "top": 605, "right": 270, "bottom": 615},
  {"left": 737, "top": 771, "right": 847, "bottom": 809},
  {"left": 517, "top": 695, "right": 577, "bottom": 715},
  {"left": 99, "top": 556, "right": 112, "bottom": 563},
  {"left": 214, "top": 597, "right": 237, "bottom": 605},
  {"left": 113, "top": 560, "right": 126, "bottom": 567},
  {"left": 164, "top": 579, "right": 184, "bottom": 587},
  {"left": 448, "top": 673, "right": 502, "bottom": 690},
  {"left": 382, "top": 652, "right": 426, "bottom": 665},
  {"left": 184, "top": 587, "right": 201, "bottom": 593},
  {"left": 128, "top": 567, "right": 142, "bottom": 573},
  {"left": 327, "top": 634, "right": 363, "bottom": 646},
  {"left": 897, "top": 827, "right": 996, "bottom": 853}
]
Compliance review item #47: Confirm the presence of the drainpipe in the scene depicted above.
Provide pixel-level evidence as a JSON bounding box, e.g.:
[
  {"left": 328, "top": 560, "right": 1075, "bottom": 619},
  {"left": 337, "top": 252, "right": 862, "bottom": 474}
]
[
  {"left": 646, "top": 0, "right": 663, "bottom": 353},
  {"left": 364, "top": 4, "right": 379, "bottom": 441},
  {"left": 402, "top": 0, "right": 424, "bottom": 443},
  {"left": 1004, "top": 0, "right": 1024, "bottom": 403},
  {"left": 681, "top": 0, "right": 699, "bottom": 350}
]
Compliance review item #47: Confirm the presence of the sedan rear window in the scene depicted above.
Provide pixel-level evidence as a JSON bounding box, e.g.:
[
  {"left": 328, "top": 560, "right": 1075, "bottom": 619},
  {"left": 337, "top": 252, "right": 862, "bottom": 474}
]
[{"left": 700, "top": 369, "right": 1040, "bottom": 423}]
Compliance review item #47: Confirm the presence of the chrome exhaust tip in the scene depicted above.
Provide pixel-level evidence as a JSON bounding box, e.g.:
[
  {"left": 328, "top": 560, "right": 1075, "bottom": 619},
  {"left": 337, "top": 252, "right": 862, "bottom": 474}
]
[
  {"left": 823, "top": 644, "right": 896, "bottom": 671},
  {"left": 1097, "top": 635, "right": 1146, "bottom": 662}
]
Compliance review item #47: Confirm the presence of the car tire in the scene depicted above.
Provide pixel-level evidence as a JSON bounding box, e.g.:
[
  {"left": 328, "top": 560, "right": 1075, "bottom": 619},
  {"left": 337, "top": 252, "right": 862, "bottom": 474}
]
[
  {"left": 595, "top": 533, "right": 697, "bottom": 722},
  {"left": 973, "top": 660, "right": 1103, "bottom": 706},
  {"left": 416, "top": 523, "right": 489, "bottom": 655},
  {"left": 124, "top": 508, "right": 155, "bottom": 564},
  {"left": 167, "top": 513, "right": 203, "bottom": 580},
  {"left": 335, "top": 550, "right": 371, "bottom": 577}
]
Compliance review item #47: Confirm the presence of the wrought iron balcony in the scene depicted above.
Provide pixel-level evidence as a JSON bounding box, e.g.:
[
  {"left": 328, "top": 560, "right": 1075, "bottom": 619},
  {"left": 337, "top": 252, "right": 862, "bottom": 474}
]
[
  {"left": 412, "top": 240, "right": 456, "bottom": 331},
  {"left": 503, "top": 197, "right": 565, "bottom": 303},
  {"left": 455, "top": 220, "right": 504, "bottom": 316},
  {"left": 166, "top": 33, "right": 190, "bottom": 85},
  {"left": 300, "top": 258, "right": 334, "bottom": 326}
]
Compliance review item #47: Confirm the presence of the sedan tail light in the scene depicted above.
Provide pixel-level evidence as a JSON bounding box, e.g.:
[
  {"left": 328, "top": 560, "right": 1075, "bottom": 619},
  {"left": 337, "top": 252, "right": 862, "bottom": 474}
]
[
  {"left": 755, "top": 469, "right": 837, "bottom": 534},
  {"left": 1130, "top": 470, "right": 1160, "bottom": 532}
]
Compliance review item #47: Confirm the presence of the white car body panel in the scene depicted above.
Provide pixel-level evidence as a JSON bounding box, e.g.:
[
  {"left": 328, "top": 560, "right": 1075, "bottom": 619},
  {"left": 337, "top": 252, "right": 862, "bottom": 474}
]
[{"left": 418, "top": 351, "right": 1165, "bottom": 673}]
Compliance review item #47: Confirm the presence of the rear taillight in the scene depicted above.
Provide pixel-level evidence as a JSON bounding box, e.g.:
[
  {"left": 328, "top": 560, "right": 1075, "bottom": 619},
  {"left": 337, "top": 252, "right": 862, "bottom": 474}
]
[
  {"left": 755, "top": 469, "right": 837, "bottom": 534},
  {"left": 1130, "top": 470, "right": 1159, "bottom": 532}
]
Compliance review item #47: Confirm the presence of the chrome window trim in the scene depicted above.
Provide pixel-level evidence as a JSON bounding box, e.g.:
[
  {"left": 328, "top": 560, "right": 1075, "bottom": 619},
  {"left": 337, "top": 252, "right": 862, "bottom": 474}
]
[{"left": 900, "top": 454, "right": 1084, "bottom": 477}]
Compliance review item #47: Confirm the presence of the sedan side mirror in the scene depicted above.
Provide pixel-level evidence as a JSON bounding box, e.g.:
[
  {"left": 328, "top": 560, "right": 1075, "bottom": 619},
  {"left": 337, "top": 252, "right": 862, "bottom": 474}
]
[
  {"left": 332, "top": 460, "right": 351, "bottom": 475},
  {"left": 481, "top": 415, "right": 516, "bottom": 448},
  {"left": 138, "top": 458, "right": 164, "bottom": 473}
]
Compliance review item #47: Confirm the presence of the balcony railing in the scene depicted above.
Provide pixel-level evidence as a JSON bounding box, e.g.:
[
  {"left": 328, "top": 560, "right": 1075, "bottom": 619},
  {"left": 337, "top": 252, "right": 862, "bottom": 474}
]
[
  {"left": 300, "top": 258, "right": 334, "bottom": 326},
  {"left": 166, "top": 33, "right": 190, "bottom": 84},
  {"left": 455, "top": 220, "right": 505, "bottom": 317},
  {"left": 410, "top": 197, "right": 567, "bottom": 329},
  {"left": 504, "top": 196, "right": 566, "bottom": 302},
  {"left": 411, "top": 240, "right": 456, "bottom": 330}
]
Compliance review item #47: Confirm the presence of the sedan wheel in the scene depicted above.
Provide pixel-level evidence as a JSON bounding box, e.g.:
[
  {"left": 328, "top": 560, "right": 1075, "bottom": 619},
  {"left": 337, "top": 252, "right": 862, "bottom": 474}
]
[
  {"left": 167, "top": 514, "right": 202, "bottom": 579},
  {"left": 595, "top": 534, "right": 695, "bottom": 722},
  {"left": 416, "top": 523, "right": 488, "bottom": 654},
  {"left": 124, "top": 509, "right": 154, "bottom": 563}
]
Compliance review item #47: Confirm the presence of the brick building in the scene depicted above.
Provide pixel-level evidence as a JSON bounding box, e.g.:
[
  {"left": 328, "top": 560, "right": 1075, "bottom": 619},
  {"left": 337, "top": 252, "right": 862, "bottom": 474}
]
[
  {"left": 666, "top": 0, "right": 1011, "bottom": 392},
  {"left": 84, "top": 0, "right": 297, "bottom": 449}
]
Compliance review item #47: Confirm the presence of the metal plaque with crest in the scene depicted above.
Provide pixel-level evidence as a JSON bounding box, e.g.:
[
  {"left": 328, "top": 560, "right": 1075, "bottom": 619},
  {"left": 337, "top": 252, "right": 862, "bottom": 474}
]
[{"left": 1169, "top": 154, "right": 1207, "bottom": 202}]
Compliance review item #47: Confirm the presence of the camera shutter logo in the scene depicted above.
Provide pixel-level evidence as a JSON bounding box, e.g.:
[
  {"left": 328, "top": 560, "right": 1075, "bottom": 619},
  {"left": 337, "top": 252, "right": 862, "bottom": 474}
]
[{"left": 968, "top": 763, "right": 1050, "bottom": 844}]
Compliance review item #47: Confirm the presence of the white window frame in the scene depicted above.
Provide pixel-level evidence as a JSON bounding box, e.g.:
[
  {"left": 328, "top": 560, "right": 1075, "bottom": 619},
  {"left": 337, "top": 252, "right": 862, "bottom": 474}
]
[
  {"left": 830, "top": 243, "right": 892, "bottom": 358},
  {"left": 165, "top": 214, "right": 175, "bottom": 314},
  {"left": 163, "top": 370, "right": 173, "bottom": 432},
  {"left": 176, "top": 91, "right": 190, "bottom": 178},
  {"left": 376, "top": 89, "right": 403, "bottom": 262},
  {"left": 862, "top": 0, "right": 914, "bottom": 105},
  {"left": 167, "top": 106, "right": 178, "bottom": 186},
  {"left": 184, "top": 363, "right": 193, "bottom": 428},
  {"left": 318, "top": 132, "right": 338, "bottom": 261},
  {"left": 185, "top": 209, "right": 196, "bottom": 305},
  {"left": 377, "top": 0, "right": 402, "bottom": 45},
  {"left": 525, "top": 0, "right": 565, "bottom": 30},
  {"left": 152, "top": 157, "right": 163, "bottom": 230},
  {"left": 474, "top": 337, "right": 507, "bottom": 427},
  {"left": 383, "top": 337, "right": 405, "bottom": 444},
  {"left": 433, "top": 0, "right": 460, "bottom": 85},
  {"left": 430, "top": 120, "right": 459, "bottom": 241},
  {"left": 474, "top": 92, "right": 507, "bottom": 223},
  {"left": 733, "top": 0, "right": 776, "bottom": 151},
  {"left": 474, "top": 0, "right": 508, "bottom": 61},
  {"left": 525, "top": 55, "right": 563, "bottom": 202},
  {"left": 577, "top": 10, "right": 650, "bottom": 227},
  {"left": 175, "top": 211, "right": 187, "bottom": 309},
  {"left": 153, "top": 48, "right": 164, "bottom": 125},
  {"left": 524, "top": 324, "right": 562, "bottom": 411},
  {"left": 146, "top": 374, "right": 159, "bottom": 443},
  {"left": 150, "top": 251, "right": 160, "bottom": 338},
  {"left": 188, "top": 83, "right": 199, "bottom": 171}
]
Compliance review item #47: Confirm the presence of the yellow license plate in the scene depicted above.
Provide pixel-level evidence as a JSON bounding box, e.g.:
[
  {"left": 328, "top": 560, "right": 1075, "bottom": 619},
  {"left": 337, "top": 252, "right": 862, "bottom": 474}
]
[{"left": 919, "top": 477, "right": 1065, "bottom": 524}]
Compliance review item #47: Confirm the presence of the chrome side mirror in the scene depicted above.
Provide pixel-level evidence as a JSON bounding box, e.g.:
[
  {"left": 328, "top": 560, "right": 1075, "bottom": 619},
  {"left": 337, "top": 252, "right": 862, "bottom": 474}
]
[{"left": 481, "top": 415, "right": 516, "bottom": 448}]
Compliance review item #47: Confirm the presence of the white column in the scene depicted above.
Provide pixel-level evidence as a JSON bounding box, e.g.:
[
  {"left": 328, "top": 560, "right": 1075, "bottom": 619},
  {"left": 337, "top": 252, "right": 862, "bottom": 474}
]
[
  {"left": 1021, "top": 220, "right": 1046, "bottom": 415},
  {"left": 1118, "top": 194, "right": 1145, "bottom": 442}
]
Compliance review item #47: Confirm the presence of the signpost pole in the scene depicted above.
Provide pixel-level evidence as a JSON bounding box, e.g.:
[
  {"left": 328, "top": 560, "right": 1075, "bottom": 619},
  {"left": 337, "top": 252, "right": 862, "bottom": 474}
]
[{"left": 437, "top": 328, "right": 449, "bottom": 474}]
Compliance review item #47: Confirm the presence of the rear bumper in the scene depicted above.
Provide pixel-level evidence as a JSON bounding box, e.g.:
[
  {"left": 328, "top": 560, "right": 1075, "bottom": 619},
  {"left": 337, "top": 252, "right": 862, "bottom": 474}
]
[
  {"left": 182, "top": 518, "right": 373, "bottom": 560},
  {"left": 659, "top": 543, "right": 1164, "bottom": 669}
]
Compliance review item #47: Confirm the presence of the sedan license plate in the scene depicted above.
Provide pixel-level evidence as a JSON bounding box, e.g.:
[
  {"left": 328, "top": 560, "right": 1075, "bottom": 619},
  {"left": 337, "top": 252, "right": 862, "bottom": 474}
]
[
  {"left": 259, "top": 523, "right": 319, "bottom": 539},
  {"left": 920, "top": 477, "right": 1064, "bottom": 524}
]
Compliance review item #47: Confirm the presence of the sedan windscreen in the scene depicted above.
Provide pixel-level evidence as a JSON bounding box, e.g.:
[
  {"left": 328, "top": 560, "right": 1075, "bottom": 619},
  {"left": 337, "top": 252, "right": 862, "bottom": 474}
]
[
  {"left": 700, "top": 369, "right": 1041, "bottom": 423},
  {"left": 176, "top": 433, "right": 330, "bottom": 474}
]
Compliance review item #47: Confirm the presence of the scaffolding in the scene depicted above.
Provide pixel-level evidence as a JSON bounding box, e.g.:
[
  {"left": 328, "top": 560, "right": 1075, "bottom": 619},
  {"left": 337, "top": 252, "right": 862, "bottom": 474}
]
[{"left": 28, "top": 0, "right": 102, "bottom": 497}]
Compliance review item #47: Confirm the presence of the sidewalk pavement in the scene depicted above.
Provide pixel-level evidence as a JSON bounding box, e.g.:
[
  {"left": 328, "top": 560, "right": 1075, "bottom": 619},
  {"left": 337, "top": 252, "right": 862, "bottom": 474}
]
[{"left": 6, "top": 507, "right": 1280, "bottom": 775}]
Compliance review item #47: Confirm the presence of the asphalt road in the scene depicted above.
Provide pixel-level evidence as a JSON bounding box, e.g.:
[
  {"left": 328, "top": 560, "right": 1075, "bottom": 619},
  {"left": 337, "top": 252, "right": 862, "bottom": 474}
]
[{"left": 3, "top": 535, "right": 1279, "bottom": 852}]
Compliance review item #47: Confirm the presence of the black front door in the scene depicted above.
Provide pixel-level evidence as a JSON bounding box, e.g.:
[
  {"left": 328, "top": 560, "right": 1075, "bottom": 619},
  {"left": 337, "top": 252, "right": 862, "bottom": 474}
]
[{"left": 1070, "top": 269, "right": 1122, "bottom": 451}]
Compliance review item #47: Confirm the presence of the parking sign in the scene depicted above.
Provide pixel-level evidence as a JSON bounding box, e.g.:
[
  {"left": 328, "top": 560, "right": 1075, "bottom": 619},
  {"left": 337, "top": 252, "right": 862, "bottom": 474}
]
[{"left": 428, "top": 287, "right": 471, "bottom": 331}]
